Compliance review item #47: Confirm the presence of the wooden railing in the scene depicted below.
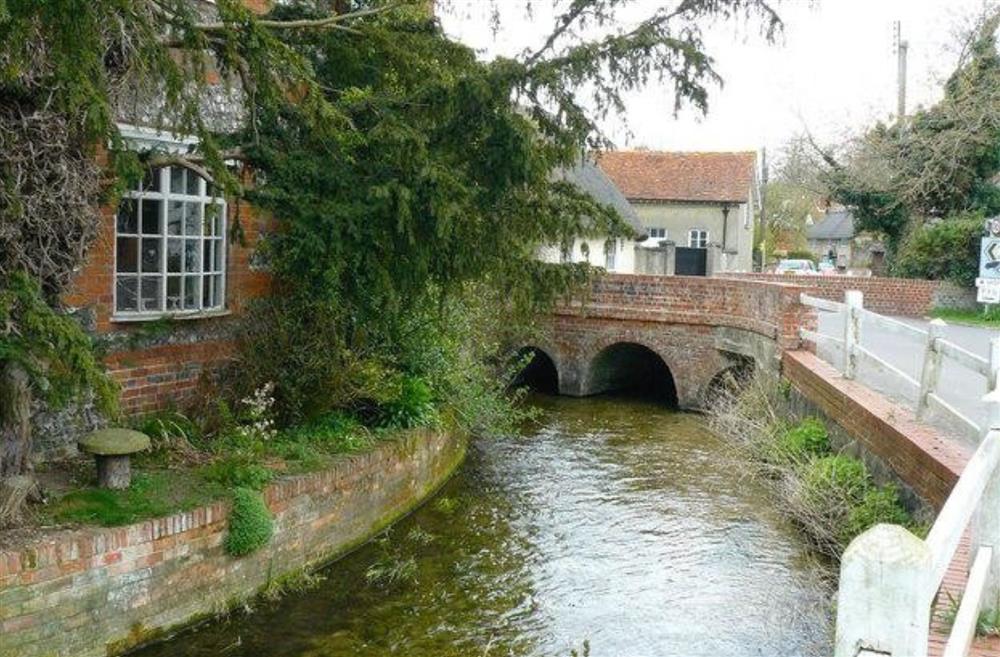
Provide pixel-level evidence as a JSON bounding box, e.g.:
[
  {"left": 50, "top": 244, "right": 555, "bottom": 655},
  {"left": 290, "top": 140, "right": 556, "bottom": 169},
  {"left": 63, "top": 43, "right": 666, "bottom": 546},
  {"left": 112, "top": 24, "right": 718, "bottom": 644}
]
[
  {"left": 798, "top": 290, "right": 1000, "bottom": 657},
  {"left": 799, "top": 290, "right": 994, "bottom": 440}
]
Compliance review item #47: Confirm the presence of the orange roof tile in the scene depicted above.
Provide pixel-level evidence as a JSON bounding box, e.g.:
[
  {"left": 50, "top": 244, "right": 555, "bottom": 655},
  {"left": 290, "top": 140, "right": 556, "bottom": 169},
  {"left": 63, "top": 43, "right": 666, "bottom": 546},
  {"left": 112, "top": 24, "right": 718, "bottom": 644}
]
[{"left": 596, "top": 150, "right": 757, "bottom": 203}]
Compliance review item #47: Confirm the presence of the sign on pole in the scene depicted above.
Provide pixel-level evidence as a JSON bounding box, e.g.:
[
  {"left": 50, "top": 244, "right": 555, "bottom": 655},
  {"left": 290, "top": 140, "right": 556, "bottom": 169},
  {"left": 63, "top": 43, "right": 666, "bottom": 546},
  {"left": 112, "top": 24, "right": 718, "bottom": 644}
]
[{"left": 977, "top": 218, "right": 1000, "bottom": 304}]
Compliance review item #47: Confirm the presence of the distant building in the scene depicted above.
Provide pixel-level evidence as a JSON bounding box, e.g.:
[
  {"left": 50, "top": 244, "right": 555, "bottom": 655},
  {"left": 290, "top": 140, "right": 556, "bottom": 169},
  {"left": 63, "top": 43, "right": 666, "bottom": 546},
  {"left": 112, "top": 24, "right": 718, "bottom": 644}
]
[
  {"left": 597, "top": 150, "right": 759, "bottom": 275},
  {"left": 807, "top": 209, "right": 855, "bottom": 265}
]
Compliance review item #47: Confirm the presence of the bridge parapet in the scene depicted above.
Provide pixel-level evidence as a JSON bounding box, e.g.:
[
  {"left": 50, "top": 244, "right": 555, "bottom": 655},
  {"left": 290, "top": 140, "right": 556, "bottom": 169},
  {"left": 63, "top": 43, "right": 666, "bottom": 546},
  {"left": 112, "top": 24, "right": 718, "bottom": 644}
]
[{"left": 559, "top": 274, "right": 815, "bottom": 350}]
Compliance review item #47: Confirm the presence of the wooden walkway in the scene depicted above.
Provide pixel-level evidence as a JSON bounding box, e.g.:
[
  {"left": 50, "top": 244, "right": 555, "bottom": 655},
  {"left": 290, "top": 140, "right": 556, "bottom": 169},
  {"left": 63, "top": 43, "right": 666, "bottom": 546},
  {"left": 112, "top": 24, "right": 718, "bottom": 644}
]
[{"left": 927, "top": 534, "right": 1000, "bottom": 656}]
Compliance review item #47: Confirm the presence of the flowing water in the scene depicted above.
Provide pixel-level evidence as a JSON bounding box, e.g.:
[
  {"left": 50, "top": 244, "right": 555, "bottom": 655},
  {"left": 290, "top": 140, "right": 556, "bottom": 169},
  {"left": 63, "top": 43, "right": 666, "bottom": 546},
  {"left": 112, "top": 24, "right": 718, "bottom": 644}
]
[{"left": 135, "top": 395, "right": 832, "bottom": 657}]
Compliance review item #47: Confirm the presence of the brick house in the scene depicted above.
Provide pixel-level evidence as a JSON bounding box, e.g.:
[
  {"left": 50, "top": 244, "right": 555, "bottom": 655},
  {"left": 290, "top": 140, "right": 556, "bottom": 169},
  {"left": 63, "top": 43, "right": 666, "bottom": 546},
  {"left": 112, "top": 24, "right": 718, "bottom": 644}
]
[
  {"left": 34, "top": 6, "right": 275, "bottom": 460},
  {"left": 597, "top": 150, "right": 760, "bottom": 275}
]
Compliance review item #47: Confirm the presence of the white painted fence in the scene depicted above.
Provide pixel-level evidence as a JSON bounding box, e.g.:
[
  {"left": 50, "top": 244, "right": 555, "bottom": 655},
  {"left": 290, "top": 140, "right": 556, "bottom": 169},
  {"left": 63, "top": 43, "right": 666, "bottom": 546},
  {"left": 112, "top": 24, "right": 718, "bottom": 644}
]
[
  {"left": 798, "top": 291, "right": 1000, "bottom": 657},
  {"left": 799, "top": 291, "right": 992, "bottom": 438}
]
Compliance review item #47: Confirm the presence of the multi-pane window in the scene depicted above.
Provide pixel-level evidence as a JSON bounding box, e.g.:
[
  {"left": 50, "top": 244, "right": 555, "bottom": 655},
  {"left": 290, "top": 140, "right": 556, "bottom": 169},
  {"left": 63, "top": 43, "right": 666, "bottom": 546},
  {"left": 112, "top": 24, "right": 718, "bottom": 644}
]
[
  {"left": 649, "top": 227, "right": 667, "bottom": 240},
  {"left": 604, "top": 239, "right": 617, "bottom": 270},
  {"left": 115, "top": 166, "right": 226, "bottom": 317},
  {"left": 688, "top": 229, "right": 709, "bottom": 249}
]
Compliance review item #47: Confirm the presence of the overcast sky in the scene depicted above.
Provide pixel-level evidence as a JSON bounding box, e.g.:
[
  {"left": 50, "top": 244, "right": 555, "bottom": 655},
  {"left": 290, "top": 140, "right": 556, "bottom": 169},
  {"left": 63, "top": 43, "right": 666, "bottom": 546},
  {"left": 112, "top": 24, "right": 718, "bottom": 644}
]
[{"left": 439, "top": 0, "right": 992, "bottom": 159}]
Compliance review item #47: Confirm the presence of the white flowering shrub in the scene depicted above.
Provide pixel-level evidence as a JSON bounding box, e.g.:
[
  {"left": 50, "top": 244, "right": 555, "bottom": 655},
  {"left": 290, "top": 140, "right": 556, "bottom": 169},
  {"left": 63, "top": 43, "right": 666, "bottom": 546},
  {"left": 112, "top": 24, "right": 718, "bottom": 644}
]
[{"left": 234, "top": 382, "right": 278, "bottom": 445}]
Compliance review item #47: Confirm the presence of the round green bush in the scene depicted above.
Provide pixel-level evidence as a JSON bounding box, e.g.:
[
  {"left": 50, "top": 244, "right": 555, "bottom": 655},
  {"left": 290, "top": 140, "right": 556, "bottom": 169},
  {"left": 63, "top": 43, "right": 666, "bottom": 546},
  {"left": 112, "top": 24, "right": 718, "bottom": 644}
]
[
  {"left": 778, "top": 418, "right": 830, "bottom": 461},
  {"left": 893, "top": 213, "right": 982, "bottom": 286},
  {"left": 841, "top": 484, "right": 912, "bottom": 545},
  {"left": 225, "top": 487, "right": 274, "bottom": 557},
  {"left": 801, "top": 455, "right": 869, "bottom": 505}
]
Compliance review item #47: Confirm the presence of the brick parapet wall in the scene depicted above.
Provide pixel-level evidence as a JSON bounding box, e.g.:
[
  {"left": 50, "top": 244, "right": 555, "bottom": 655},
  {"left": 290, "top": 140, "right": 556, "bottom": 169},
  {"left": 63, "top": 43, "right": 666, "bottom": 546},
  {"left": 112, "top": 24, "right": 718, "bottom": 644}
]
[
  {"left": 0, "top": 430, "right": 466, "bottom": 657},
  {"left": 782, "top": 350, "right": 969, "bottom": 509},
  {"left": 567, "top": 274, "right": 815, "bottom": 351},
  {"left": 727, "top": 273, "right": 974, "bottom": 317}
]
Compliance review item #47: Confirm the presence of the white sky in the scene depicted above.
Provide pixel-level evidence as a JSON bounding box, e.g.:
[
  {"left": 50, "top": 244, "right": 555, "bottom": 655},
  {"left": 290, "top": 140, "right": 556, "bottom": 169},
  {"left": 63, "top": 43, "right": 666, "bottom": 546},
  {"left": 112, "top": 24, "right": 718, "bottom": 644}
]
[{"left": 439, "top": 0, "right": 992, "bottom": 158}]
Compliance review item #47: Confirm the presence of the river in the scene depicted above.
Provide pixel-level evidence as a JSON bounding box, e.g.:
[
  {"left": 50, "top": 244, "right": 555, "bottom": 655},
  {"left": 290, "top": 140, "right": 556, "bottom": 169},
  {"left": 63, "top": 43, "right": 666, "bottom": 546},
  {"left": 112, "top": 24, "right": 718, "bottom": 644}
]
[{"left": 134, "top": 395, "right": 833, "bottom": 657}]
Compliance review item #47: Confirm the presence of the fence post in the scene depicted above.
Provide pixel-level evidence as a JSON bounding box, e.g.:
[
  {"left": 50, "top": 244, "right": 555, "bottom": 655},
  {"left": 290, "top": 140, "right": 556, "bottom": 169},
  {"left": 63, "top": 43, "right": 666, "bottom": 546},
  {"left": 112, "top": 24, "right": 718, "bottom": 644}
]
[
  {"left": 988, "top": 337, "right": 1000, "bottom": 396},
  {"left": 972, "top": 377, "right": 1000, "bottom": 602},
  {"left": 834, "top": 524, "right": 933, "bottom": 657},
  {"left": 843, "top": 290, "right": 863, "bottom": 379},
  {"left": 916, "top": 319, "right": 946, "bottom": 419}
]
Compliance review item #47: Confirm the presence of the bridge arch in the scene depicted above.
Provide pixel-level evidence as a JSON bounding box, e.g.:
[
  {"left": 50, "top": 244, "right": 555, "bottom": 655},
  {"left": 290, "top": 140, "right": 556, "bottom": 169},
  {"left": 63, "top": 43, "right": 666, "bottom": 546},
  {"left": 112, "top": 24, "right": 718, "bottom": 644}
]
[
  {"left": 583, "top": 341, "right": 679, "bottom": 406},
  {"left": 510, "top": 345, "right": 561, "bottom": 394}
]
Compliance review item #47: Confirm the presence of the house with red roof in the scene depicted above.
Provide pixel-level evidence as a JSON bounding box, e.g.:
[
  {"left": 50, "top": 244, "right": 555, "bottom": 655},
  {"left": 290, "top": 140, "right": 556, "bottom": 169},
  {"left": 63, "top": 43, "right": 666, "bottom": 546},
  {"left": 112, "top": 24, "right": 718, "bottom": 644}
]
[{"left": 597, "top": 150, "right": 760, "bottom": 275}]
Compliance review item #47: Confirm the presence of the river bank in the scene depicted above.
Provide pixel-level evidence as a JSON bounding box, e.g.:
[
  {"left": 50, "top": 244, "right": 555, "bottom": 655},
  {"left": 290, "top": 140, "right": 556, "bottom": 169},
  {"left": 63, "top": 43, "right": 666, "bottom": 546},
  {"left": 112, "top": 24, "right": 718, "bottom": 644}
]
[{"left": 0, "top": 429, "right": 465, "bottom": 657}]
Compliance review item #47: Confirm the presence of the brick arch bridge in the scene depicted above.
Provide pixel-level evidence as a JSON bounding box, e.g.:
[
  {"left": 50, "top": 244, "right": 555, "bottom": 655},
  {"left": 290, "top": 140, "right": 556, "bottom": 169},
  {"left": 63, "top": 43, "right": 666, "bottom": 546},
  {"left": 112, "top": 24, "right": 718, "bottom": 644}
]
[{"left": 524, "top": 274, "right": 814, "bottom": 409}]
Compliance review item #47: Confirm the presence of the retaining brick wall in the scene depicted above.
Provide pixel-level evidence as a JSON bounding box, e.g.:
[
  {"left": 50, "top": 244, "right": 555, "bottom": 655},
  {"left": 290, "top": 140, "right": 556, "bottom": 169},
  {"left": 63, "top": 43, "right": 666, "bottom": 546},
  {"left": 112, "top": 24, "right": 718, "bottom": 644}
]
[
  {"left": 0, "top": 430, "right": 466, "bottom": 657},
  {"left": 782, "top": 350, "right": 970, "bottom": 509},
  {"left": 728, "top": 273, "right": 974, "bottom": 317}
]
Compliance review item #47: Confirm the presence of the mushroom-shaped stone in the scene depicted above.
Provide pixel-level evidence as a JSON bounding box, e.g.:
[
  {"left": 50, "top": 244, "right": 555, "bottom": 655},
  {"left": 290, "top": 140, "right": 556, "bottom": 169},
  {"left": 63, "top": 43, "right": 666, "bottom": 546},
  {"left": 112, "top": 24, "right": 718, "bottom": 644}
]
[{"left": 78, "top": 428, "right": 151, "bottom": 490}]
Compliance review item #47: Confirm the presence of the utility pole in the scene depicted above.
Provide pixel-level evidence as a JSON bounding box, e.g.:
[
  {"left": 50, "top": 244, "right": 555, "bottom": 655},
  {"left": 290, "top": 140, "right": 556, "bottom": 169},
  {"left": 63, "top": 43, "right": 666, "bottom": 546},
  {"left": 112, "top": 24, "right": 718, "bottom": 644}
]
[
  {"left": 894, "top": 21, "right": 908, "bottom": 126},
  {"left": 758, "top": 147, "right": 768, "bottom": 271}
]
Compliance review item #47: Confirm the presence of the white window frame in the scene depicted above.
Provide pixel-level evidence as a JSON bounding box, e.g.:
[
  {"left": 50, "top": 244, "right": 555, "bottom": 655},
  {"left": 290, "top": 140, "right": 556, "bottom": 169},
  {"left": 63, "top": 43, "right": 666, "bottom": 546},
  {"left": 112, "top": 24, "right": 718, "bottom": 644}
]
[
  {"left": 688, "top": 229, "right": 709, "bottom": 249},
  {"left": 604, "top": 239, "right": 618, "bottom": 270},
  {"left": 648, "top": 227, "right": 668, "bottom": 242},
  {"left": 113, "top": 165, "right": 227, "bottom": 321}
]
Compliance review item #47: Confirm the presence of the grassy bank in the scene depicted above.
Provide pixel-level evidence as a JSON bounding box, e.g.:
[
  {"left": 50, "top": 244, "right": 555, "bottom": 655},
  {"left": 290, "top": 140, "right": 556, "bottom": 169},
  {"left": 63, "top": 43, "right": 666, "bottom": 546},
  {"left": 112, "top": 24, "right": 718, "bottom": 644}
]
[
  {"left": 706, "top": 376, "right": 927, "bottom": 561},
  {"left": 930, "top": 306, "right": 1000, "bottom": 328},
  {"left": 38, "top": 404, "right": 414, "bottom": 555}
]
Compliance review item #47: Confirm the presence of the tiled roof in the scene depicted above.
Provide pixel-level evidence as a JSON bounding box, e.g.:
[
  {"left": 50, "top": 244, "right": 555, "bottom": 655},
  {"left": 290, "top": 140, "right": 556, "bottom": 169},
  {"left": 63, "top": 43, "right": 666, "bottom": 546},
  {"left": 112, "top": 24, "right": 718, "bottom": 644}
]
[
  {"left": 596, "top": 150, "right": 757, "bottom": 203},
  {"left": 807, "top": 210, "right": 855, "bottom": 240}
]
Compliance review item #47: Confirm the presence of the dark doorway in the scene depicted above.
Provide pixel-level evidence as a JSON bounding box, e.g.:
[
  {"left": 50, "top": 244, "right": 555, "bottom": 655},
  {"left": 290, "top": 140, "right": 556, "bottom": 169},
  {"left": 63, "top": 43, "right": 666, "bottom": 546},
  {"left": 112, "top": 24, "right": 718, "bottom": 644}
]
[
  {"left": 587, "top": 343, "right": 678, "bottom": 406},
  {"left": 511, "top": 347, "right": 559, "bottom": 394},
  {"left": 675, "top": 247, "right": 707, "bottom": 276}
]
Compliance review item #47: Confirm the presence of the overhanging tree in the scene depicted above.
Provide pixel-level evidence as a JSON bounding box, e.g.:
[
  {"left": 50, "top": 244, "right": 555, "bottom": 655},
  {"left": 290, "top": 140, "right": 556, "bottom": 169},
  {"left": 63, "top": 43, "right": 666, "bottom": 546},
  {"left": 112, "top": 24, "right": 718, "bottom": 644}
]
[{"left": 0, "top": 0, "right": 781, "bottom": 479}]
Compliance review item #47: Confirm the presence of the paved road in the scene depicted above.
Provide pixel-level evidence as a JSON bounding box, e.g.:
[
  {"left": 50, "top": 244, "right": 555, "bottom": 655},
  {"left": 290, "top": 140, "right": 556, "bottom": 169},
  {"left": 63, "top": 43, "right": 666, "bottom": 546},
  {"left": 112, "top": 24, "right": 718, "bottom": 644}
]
[{"left": 815, "top": 312, "right": 999, "bottom": 447}]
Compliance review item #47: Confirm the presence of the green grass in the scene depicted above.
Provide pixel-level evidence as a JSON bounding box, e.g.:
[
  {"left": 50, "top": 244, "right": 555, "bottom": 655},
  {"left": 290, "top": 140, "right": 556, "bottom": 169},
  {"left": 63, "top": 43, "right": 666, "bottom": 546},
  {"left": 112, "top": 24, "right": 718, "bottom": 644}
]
[
  {"left": 930, "top": 307, "right": 1000, "bottom": 327},
  {"left": 43, "top": 410, "right": 391, "bottom": 528},
  {"left": 44, "top": 471, "right": 228, "bottom": 526}
]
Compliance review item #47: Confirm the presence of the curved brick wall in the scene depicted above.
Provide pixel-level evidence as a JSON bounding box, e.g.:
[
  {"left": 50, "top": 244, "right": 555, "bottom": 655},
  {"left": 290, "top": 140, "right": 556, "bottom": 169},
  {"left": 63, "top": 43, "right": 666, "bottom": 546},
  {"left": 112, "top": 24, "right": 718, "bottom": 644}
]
[{"left": 0, "top": 430, "right": 466, "bottom": 657}]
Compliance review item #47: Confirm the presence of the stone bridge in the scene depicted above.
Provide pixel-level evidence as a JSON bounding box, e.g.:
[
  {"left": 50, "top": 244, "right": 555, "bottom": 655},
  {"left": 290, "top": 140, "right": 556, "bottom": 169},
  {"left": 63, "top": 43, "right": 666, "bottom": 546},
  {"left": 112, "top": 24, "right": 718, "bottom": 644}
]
[{"left": 520, "top": 274, "right": 815, "bottom": 408}]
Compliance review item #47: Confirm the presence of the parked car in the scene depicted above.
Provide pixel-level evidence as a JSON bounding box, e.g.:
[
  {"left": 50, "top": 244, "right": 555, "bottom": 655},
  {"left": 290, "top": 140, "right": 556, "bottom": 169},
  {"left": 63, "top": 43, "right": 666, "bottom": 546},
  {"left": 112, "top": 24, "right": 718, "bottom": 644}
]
[
  {"left": 817, "top": 260, "right": 837, "bottom": 275},
  {"left": 775, "top": 259, "right": 817, "bottom": 275}
]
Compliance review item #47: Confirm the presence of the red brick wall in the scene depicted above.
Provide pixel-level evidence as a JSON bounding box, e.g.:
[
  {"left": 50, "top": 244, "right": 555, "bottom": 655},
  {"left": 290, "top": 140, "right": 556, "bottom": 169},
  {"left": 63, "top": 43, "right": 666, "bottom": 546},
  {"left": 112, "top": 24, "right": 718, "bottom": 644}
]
[
  {"left": 727, "top": 273, "right": 941, "bottom": 317},
  {"left": 783, "top": 350, "right": 969, "bottom": 509},
  {"left": 578, "top": 274, "right": 815, "bottom": 350},
  {"left": 63, "top": 191, "right": 271, "bottom": 415}
]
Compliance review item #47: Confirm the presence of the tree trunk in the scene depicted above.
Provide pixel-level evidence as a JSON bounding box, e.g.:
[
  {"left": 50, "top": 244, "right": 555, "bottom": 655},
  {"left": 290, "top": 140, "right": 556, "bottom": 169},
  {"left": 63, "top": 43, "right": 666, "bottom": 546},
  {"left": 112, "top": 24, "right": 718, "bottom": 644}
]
[
  {"left": 0, "top": 361, "right": 32, "bottom": 479},
  {"left": 96, "top": 455, "right": 132, "bottom": 489}
]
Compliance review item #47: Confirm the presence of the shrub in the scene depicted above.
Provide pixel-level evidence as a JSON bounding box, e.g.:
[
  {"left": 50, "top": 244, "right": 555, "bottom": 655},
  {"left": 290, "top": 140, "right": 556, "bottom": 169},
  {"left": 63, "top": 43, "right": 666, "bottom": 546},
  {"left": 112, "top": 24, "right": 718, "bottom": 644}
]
[
  {"left": 378, "top": 375, "right": 437, "bottom": 429},
  {"left": 801, "top": 455, "right": 869, "bottom": 505},
  {"left": 841, "top": 484, "right": 913, "bottom": 545},
  {"left": 894, "top": 213, "right": 982, "bottom": 286},
  {"left": 785, "top": 249, "right": 818, "bottom": 263},
  {"left": 225, "top": 487, "right": 274, "bottom": 557},
  {"left": 777, "top": 418, "right": 830, "bottom": 461}
]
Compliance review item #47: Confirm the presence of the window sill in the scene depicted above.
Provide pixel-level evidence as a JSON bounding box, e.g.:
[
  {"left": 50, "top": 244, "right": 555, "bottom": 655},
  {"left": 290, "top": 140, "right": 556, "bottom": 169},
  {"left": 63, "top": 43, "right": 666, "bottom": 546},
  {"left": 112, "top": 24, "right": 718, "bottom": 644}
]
[{"left": 111, "top": 309, "right": 231, "bottom": 324}]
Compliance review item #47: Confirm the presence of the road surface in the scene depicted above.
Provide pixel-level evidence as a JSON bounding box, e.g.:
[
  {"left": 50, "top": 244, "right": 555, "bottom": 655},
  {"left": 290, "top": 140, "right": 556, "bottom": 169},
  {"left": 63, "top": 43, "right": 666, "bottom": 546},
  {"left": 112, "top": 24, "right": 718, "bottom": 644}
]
[{"left": 815, "top": 311, "right": 999, "bottom": 447}]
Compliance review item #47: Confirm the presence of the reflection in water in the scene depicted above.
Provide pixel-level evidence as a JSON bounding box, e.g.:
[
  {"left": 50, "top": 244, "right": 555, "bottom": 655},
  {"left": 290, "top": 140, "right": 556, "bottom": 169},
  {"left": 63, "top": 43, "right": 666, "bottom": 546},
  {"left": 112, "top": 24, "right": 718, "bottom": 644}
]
[{"left": 134, "top": 395, "right": 832, "bottom": 657}]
